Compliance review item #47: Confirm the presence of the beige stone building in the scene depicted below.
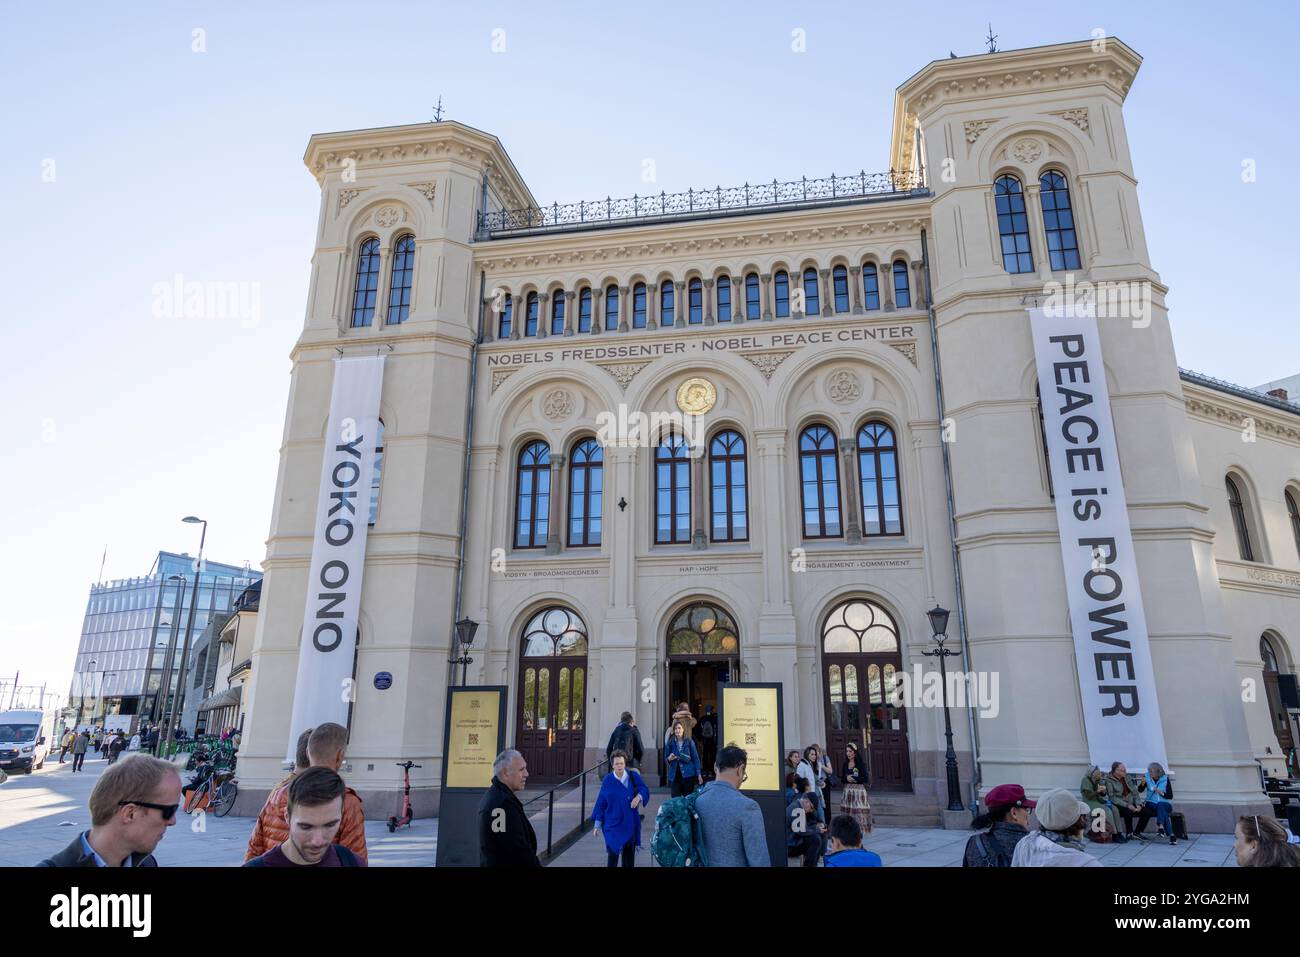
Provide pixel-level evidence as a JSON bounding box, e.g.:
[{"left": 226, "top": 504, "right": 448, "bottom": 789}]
[{"left": 237, "top": 38, "right": 1299, "bottom": 832}]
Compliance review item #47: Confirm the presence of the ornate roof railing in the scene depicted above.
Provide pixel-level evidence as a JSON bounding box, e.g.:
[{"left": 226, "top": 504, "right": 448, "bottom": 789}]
[
  {"left": 477, "top": 168, "right": 927, "bottom": 239},
  {"left": 1179, "top": 368, "right": 1300, "bottom": 416}
]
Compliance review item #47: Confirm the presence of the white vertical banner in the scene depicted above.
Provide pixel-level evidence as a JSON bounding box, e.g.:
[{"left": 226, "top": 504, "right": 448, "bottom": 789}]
[
  {"left": 285, "top": 356, "right": 385, "bottom": 762},
  {"left": 1030, "top": 305, "right": 1168, "bottom": 771}
]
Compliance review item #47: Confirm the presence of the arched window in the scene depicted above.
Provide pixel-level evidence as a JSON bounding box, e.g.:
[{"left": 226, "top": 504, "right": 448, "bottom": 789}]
[
  {"left": 822, "top": 599, "right": 899, "bottom": 654},
  {"left": 604, "top": 285, "right": 619, "bottom": 331},
  {"left": 688, "top": 277, "right": 703, "bottom": 324},
  {"left": 660, "top": 281, "right": 675, "bottom": 328},
  {"left": 745, "top": 273, "right": 761, "bottom": 320},
  {"left": 1287, "top": 488, "right": 1300, "bottom": 560},
  {"left": 892, "top": 260, "right": 911, "bottom": 308},
  {"left": 522, "top": 607, "right": 589, "bottom": 657},
  {"left": 577, "top": 287, "right": 592, "bottom": 333},
  {"left": 857, "top": 422, "right": 902, "bottom": 536},
  {"left": 654, "top": 432, "right": 691, "bottom": 544},
  {"left": 1039, "top": 171, "right": 1081, "bottom": 271},
  {"left": 368, "top": 419, "right": 385, "bottom": 526},
  {"left": 774, "top": 270, "right": 790, "bottom": 317},
  {"left": 550, "top": 289, "right": 565, "bottom": 335},
  {"left": 799, "top": 425, "right": 842, "bottom": 538},
  {"left": 716, "top": 276, "right": 731, "bottom": 323},
  {"left": 832, "top": 265, "right": 849, "bottom": 313},
  {"left": 350, "top": 238, "right": 381, "bottom": 327},
  {"left": 498, "top": 293, "right": 513, "bottom": 339},
  {"left": 862, "top": 263, "right": 880, "bottom": 310},
  {"left": 667, "top": 602, "right": 739, "bottom": 655},
  {"left": 994, "top": 175, "right": 1034, "bottom": 274},
  {"left": 386, "top": 234, "right": 415, "bottom": 323},
  {"left": 709, "top": 430, "right": 748, "bottom": 542},
  {"left": 568, "top": 438, "right": 603, "bottom": 547},
  {"left": 524, "top": 292, "right": 539, "bottom": 337},
  {"left": 1226, "top": 475, "right": 1255, "bottom": 561},
  {"left": 801, "top": 267, "right": 820, "bottom": 317},
  {"left": 514, "top": 441, "right": 551, "bottom": 549},
  {"left": 1261, "top": 634, "right": 1281, "bottom": 674},
  {"left": 632, "top": 282, "right": 647, "bottom": 329}
]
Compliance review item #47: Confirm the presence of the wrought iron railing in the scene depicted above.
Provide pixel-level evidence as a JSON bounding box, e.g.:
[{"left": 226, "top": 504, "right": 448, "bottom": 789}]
[
  {"left": 520, "top": 758, "right": 610, "bottom": 861},
  {"left": 479, "top": 168, "right": 927, "bottom": 237}
]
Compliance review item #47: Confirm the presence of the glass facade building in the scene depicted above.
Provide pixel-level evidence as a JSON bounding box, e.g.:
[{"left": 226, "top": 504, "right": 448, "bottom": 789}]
[{"left": 68, "top": 551, "right": 260, "bottom": 729}]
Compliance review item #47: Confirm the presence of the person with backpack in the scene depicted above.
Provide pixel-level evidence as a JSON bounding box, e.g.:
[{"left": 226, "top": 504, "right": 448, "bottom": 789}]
[
  {"left": 1011, "top": 788, "right": 1102, "bottom": 867},
  {"left": 698, "top": 705, "right": 718, "bottom": 780},
  {"left": 593, "top": 749, "right": 650, "bottom": 867},
  {"left": 243, "top": 767, "right": 365, "bottom": 867},
  {"left": 786, "top": 777, "right": 826, "bottom": 867},
  {"left": 962, "top": 783, "right": 1034, "bottom": 867},
  {"left": 665, "top": 720, "right": 702, "bottom": 797},
  {"left": 605, "top": 712, "right": 644, "bottom": 769},
  {"left": 692, "top": 744, "right": 770, "bottom": 867}
]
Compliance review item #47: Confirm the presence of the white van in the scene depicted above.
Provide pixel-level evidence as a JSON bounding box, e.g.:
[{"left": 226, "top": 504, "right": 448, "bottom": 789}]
[{"left": 0, "top": 710, "right": 55, "bottom": 773}]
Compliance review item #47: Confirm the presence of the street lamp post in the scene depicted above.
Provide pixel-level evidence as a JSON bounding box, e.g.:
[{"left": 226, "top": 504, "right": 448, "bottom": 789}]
[
  {"left": 153, "top": 577, "right": 186, "bottom": 727},
  {"left": 450, "top": 618, "right": 479, "bottom": 687},
  {"left": 164, "top": 517, "right": 207, "bottom": 755},
  {"left": 922, "top": 604, "right": 965, "bottom": 812}
]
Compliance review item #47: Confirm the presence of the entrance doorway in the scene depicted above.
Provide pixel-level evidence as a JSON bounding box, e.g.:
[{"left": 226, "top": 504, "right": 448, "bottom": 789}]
[
  {"left": 515, "top": 607, "right": 588, "bottom": 784},
  {"left": 661, "top": 601, "right": 738, "bottom": 784},
  {"left": 820, "top": 599, "right": 912, "bottom": 791}
]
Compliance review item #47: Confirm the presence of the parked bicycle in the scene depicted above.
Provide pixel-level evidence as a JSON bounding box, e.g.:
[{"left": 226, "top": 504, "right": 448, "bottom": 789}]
[{"left": 183, "top": 766, "right": 238, "bottom": 817}]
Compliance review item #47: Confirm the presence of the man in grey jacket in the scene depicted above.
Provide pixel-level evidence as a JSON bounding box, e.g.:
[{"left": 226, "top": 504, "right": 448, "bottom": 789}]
[{"left": 693, "top": 745, "right": 771, "bottom": 867}]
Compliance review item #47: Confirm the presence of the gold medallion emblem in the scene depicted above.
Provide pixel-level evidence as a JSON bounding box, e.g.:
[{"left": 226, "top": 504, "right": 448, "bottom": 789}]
[{"left": 676, "top": 377, "right": 717, "bottom": 415}]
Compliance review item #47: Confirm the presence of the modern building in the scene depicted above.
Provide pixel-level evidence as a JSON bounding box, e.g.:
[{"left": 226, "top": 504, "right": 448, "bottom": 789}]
[
  {"left": 236, "top": 37, "right": 1300, "bottom": 831},
  {"left": 69, "top": 551, "right": 260, "bottom": 731}
]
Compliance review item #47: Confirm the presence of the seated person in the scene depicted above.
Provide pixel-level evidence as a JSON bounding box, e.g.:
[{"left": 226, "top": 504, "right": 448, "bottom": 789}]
[
  {"left": 182, "top": 755, "right": 214, "bottom": 804},
  {"left": 786, "top": 776, "right": 827, "bottom": 868},
  {"left": 824, "top": 814, "right": 883, "bottom": 867},
  {"left": 1137, "top": 762, "right": 1177, "bottom": 845}
]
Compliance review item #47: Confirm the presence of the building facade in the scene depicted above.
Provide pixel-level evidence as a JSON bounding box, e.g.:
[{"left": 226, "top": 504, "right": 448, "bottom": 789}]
[{"left": 237, "top": 38, "right": 1299, "bottom": 831}]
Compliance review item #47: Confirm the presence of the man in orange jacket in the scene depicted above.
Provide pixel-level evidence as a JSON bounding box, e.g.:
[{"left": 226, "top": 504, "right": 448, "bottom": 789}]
[{"left": 244, "top": 723, "right": 368, "bottom": 863}]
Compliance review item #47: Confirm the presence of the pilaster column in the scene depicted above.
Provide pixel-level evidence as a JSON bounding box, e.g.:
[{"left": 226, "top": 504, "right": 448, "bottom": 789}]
[
  {"left": 617, "top": 285, "right": 630, "bottom": 332},
  {"left": 647, "top": 282, "right": 658, "bottom": 329},
  {"left": 508, "top": 291, "right": 521, "bottom": 340},
  {"left": 793, "top": 271, "right": 805, "bottom": 320},
  {"left": 820, "top": 268, "right": 834, "bottom": 316},
  {"left": 545, "top": 453, "right": 566, "bottom": 554},
  {"left": 840, "top": 438, "right": 862, "bottom": 544},
  {"left": 761, "top": 273, "right": 773, "bottom": 321},
  {"left": 537, "top": 293, "right": 551, "bottom": 338},
  {"left": 755, "top": 431, "right": 791, "bottom": 606},
  {"left": 563, "top": 290, "right": 576, "bottom": 336},
  {"left": 703, "top": 278, "right": 715, "bottom": 325},
  {"left": 592, "top": 288, "right": 603, "bottom": 335},
  {"left": 882, "top": 262, "right": 896, "bottom": 311},
  {"left": 674, "top": 282, "right": 686, "bottom": 327},
  {"left": 912, "top": 261, "right": 927, "bottom": 309},
  {"left": 691, "top": 446, "right": 707, "bottom": 550},
  {"left": 1024, "top": 182, "right": 1051, "bottom": 279},
  {"left": 849, "top": 265, "right": 864, "bottom": 315},
  {"left": 375, "top": 245, "right": 392, "bottom": 326},
  {"left": 481, "top": 295, "right": 495, "bottom": 342}
]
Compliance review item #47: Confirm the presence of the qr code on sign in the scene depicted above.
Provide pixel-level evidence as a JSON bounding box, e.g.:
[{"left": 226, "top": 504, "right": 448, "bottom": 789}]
[
  {"left": 745, "top": 733, "right": 756, "bottom": 745},
  {"left": 468, "top": 734, "right": 479, "bottom": 744}
]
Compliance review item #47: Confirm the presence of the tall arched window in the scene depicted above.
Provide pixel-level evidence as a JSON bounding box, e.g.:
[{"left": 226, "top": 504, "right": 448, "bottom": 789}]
[
  {"left": 688, "top": 278, "right": 703, "bottom": 324},
  {"left": 774, "top": 270, "right": 790, "bottom": 317},
  {"left": 832, "top": 265, "right": 849, "bottom": 313},
  {"left": 1226, "top": 475, "right": 1255, "bottom": 561},
  {"left": 632, "top": 282, "right": 647, "bottom": 328},
  {"left": 655, "top": 432, "right": 691, "bottom": 544},
  {"left": 857, "top": 422, "right": 902, "bottom": 536},
  {"left": 386, "top": 234, "right": 415, "bottom": 323},
  {"left": 498, "top": 293, "right": 513, "bottom": 339},
  {"left": 995, "top": 175, "right": 1034, "bottom": 274},
  {"left": 801, "top": 267, "right": 820, "bottom": 317},
  {"left": 514, "top": 441, "right": 551, "bottom": 548},
  {"left": 350, "top": 238, "right": 381, "bottom": 327},
  {"left": 716, "top": 276, "right": 731, "bottom": 323},
  {"left": 604, "top": 285, "right": 619, "bottom": 330},
  {"left": 1287, "top": 488, "right": 1300, "bottom": 560},
  {"left": 799, "top": 425, "right": 842, "bottom": 538},
  {"left": 568, "top": 438, "right": 603, "bottom": 547},
  {"left": 709, "top": 430, "right": 748, "bottom": 542},
  {"left": 660, "top": 281, "right": 675, "bottom": 327},
  {"left": 524, "top": 292, "right": 539, "bottom": 337},
  {"left": 862, "top": 263, "right": 880, "bottom": 310},
  {"left": 550, "top": 289, "right": 565, "bottom": 335},
  {"left": 368, "top": 419, "right": 385, "bottom": 526},
  {"left": 1039, "top": 170, "right": 1081, "bottom": 271},
  {"left": 892, "top": 260, "right": 911, "bottom": 308},
  {"left": 745, "top": 273, "right": 761, "bottom": 320},
  {"left": 577, "top": 287, "right": 592, "bottom": 333},
  {"left": 667, "top": 602, "right": 739, "bottom": 655}
]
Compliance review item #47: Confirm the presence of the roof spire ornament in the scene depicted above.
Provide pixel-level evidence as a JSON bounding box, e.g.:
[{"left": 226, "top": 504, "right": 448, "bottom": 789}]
[
  {"left": 985, "top": 24, "right": 998, "bottom": 54},
  {"left": 432, "top": 95, "right": 445, "bottom": 122}
]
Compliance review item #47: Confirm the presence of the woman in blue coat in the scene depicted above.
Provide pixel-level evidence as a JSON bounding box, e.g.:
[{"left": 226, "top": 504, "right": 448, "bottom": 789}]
[
  {"left": 593, "top": 749, "right": 651, "bottom": 867},
  {"left": 665, "top": 720, "right": 702, "bottom": 797}
]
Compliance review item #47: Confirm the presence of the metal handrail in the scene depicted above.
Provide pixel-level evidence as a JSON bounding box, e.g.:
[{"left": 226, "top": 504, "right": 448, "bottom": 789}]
[{"left": 520, "top": 758, "right": 610, "bottom": 861}]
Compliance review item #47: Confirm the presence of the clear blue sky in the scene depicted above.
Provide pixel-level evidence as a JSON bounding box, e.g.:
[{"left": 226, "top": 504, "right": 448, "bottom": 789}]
[{"left": 2, "top": 1, "right": 1296, "bottom": 701}]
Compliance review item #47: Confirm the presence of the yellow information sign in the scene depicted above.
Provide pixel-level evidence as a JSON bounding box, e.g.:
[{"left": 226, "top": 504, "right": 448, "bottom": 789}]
[
  {"left": 446, "top": 689, "right": 501, "bottom": 789},
  {"left": 721, "top": 685, "right": 781, "bottom": 791}
]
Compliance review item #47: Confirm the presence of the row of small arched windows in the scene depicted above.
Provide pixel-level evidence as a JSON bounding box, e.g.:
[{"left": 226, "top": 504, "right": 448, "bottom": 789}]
[
  {"left": 511, "top": 422, "right": 903, "bottom": 549},
  {"left": 495, "top": 261, "right": 914, "bottom": 339},
  {"left": 1226, "top": 476, "right": 1300, "bottom": 564},
  {"left": 994, "top": 170, "right": 1081, "bottom": 274}
]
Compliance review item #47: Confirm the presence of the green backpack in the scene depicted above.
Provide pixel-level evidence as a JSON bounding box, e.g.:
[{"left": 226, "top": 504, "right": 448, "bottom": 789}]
[{"left": 651, "top": 785, "right": 709, "bottom": 867}]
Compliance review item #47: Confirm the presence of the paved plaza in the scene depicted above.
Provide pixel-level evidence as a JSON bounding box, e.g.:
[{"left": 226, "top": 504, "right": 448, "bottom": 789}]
[{"left": 1, "top": 758, "right": 1244, "bottom": 867}]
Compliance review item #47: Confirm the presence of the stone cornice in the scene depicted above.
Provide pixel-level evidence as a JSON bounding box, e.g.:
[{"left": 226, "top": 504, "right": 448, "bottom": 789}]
[
  {"left": 1183, "top": 386, "right": 1300, "bottom": 445},
  {"left": 303, "top": 120, "right": 536, "bottom": 211}
]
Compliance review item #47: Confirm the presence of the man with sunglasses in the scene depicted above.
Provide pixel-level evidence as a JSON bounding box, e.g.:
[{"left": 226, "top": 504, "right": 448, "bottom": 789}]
[{"left": 36, "top": 754, "right": 181, "bottom": 867}]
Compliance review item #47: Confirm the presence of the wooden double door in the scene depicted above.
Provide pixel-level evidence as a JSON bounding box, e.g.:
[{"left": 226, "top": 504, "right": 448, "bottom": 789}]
[
  {"left": 822, "top": 653, "right": 912, "bottom": 791},
  {"left": 516, "top": 657, "right": 587, "bottom": 783}
]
